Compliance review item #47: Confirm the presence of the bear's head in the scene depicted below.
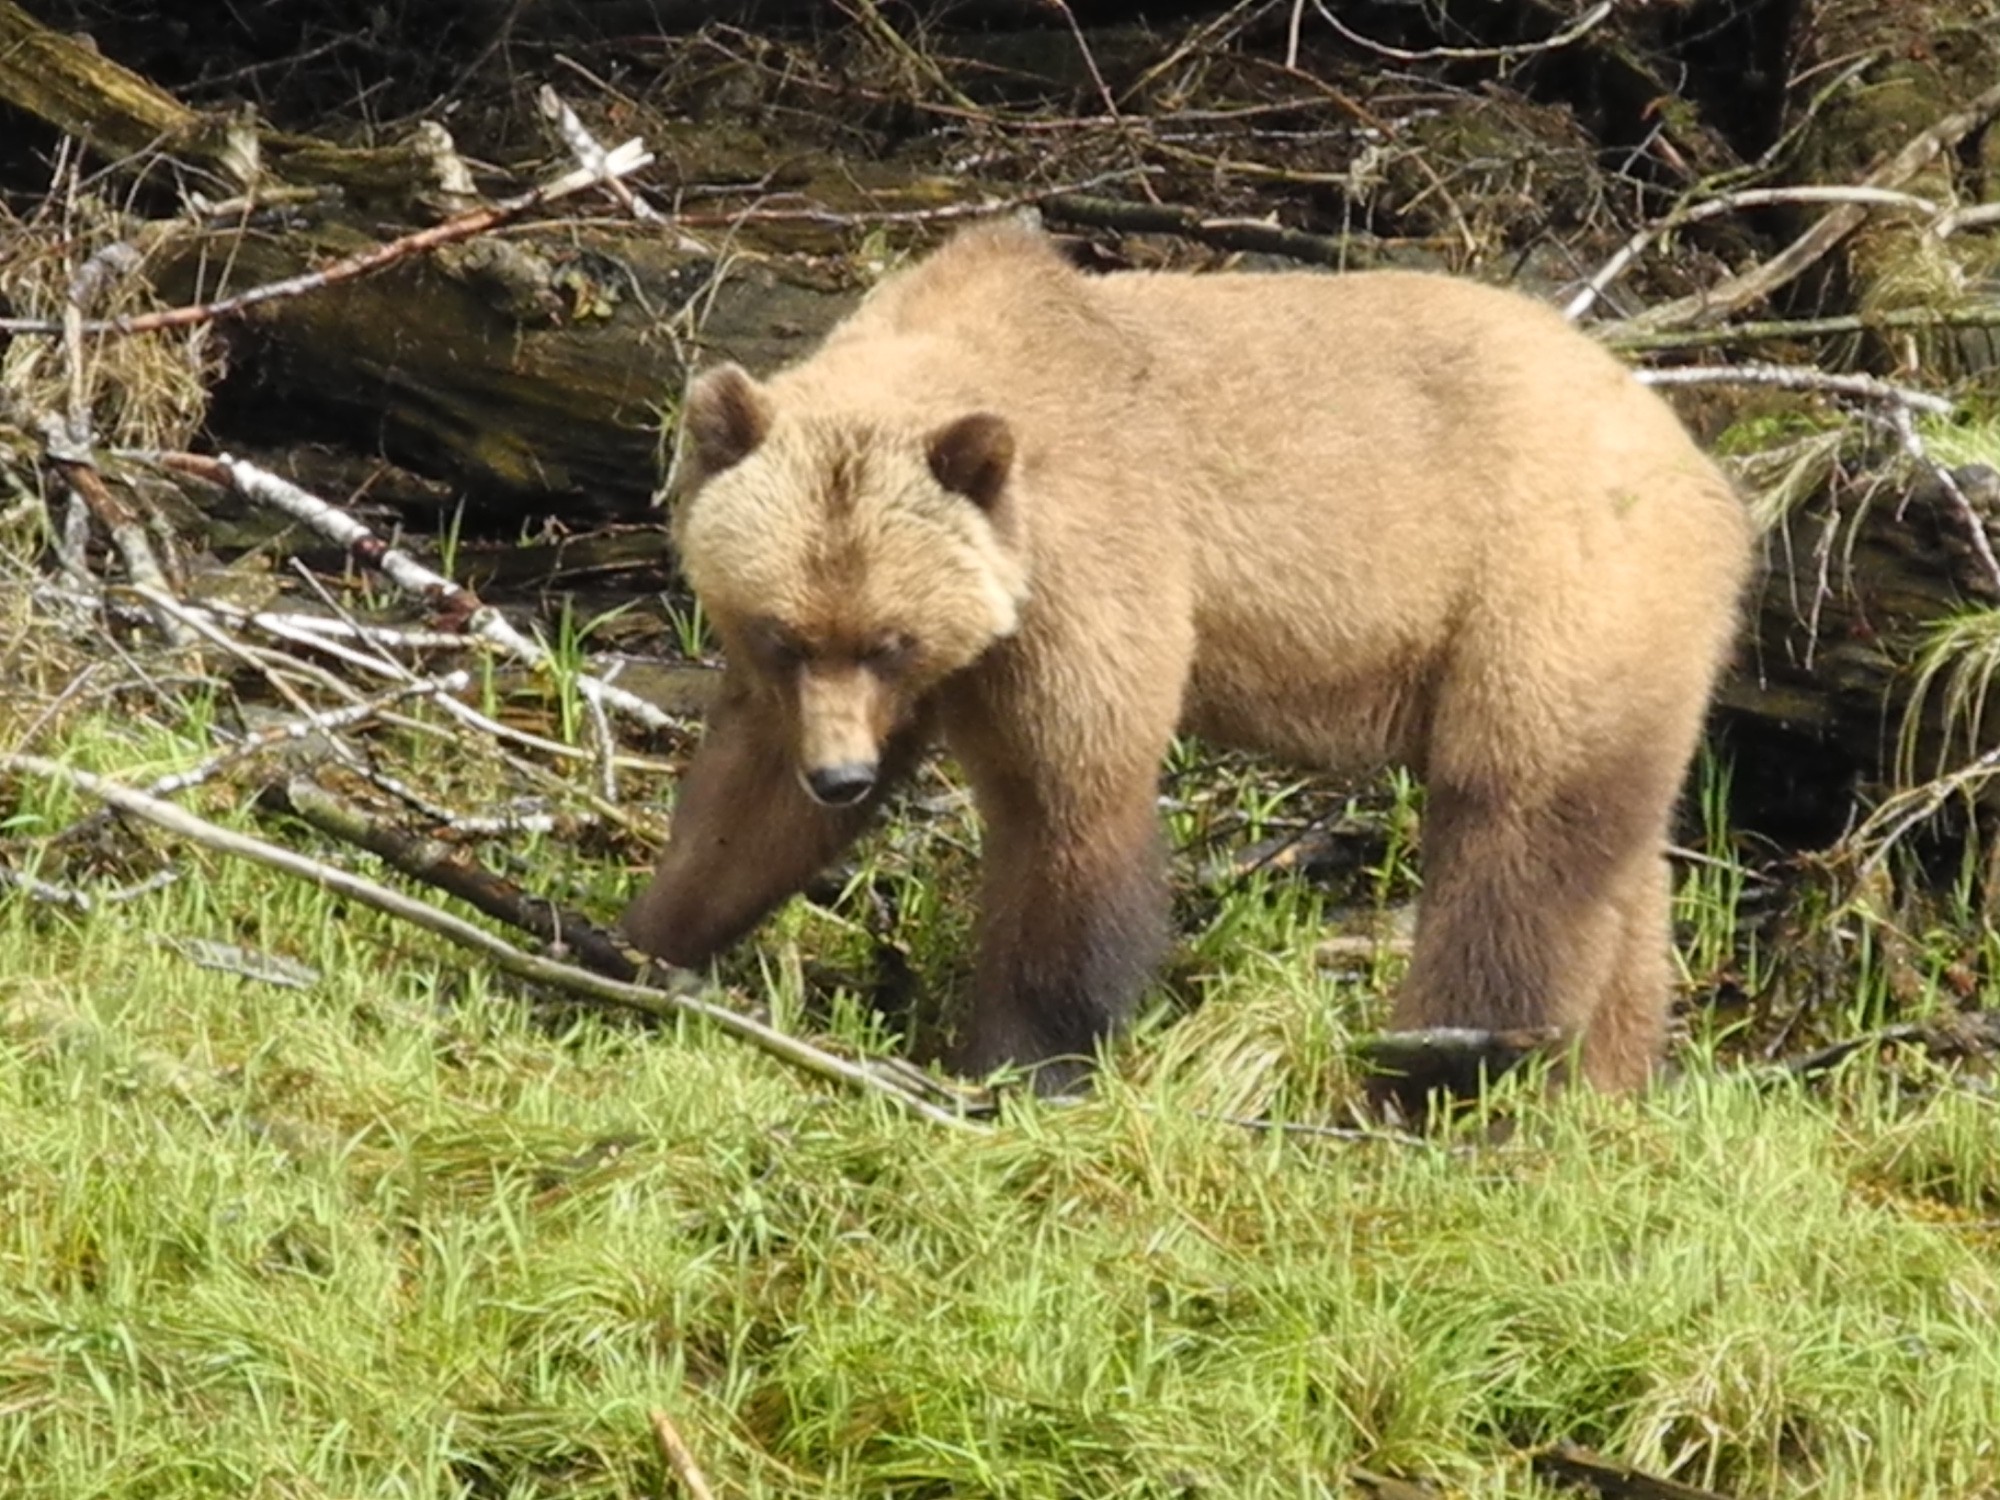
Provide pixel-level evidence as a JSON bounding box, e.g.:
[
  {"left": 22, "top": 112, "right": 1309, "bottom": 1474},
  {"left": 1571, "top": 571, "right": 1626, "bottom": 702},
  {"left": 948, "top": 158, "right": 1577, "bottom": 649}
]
[{"left": 673, "top": 363, "right": 1032, "bottom": 808}]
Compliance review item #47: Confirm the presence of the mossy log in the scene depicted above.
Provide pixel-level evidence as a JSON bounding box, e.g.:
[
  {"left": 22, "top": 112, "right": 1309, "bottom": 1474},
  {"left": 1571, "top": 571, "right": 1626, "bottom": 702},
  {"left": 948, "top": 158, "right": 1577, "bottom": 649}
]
[
  {"left": 152, "top": 223, "right": 850, "bottom": 521},
  {"left": 1778, "top": 0, "right": 2000, "bottom": 377}
]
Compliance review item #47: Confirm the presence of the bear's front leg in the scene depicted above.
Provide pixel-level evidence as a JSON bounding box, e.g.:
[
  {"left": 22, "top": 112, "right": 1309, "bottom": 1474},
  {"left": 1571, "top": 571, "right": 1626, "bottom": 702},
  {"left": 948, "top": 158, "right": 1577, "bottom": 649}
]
[
  {"left": 621, "top": 670, "right": 923, "bottom": 968},
  {"left": 952, "top": 774, "right": 1170, "bottom": 1091}
]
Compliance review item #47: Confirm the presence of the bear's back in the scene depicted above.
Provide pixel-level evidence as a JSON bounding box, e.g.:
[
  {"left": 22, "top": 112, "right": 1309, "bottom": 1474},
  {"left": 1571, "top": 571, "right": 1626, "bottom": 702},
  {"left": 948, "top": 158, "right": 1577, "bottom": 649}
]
[
  {"left": 809, "top": 228, "right": 1741, "bottom": 575},
  {"left": 1072, "top": 260, "right": 1749, "bottom": 770}
]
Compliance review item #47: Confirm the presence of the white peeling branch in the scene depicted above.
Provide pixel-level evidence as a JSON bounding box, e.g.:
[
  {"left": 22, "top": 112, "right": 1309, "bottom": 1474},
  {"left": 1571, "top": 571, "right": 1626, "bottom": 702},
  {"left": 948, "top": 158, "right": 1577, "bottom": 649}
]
[
  {"left": 1608, "top": 79, "right": 2000, "bottom": 334},
  {"left": 1567, "top": 185, "right": 1955, "bottom": 323},
  {"left": 1312, "top": 0, "right": 1613, "bottom": 62},
  {"left": 1885, "top": 403, "right": 2000, "bottom": 595},
  {"left": 158, "top": 450, "right": 675, "bottom": 732},
  {"left": 1634, "top": 363, "right": 1954, "bottom": 416}
]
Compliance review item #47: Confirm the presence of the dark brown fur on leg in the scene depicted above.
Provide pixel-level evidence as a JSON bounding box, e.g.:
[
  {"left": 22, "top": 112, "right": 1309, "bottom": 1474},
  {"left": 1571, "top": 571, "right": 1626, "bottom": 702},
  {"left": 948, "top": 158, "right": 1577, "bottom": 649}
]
[
  {"left": 951, "top": 782, "right": 1169, "bottom": 1093},
  {"left": 1376, "top": 756, "right": 1672, "bottom": 1108},
  {"left": 1578, "top": 854, "right": 1675, "bottom": 1090},
  {"left": 621, "top": 671, "right": 923, "bottom": 967}
]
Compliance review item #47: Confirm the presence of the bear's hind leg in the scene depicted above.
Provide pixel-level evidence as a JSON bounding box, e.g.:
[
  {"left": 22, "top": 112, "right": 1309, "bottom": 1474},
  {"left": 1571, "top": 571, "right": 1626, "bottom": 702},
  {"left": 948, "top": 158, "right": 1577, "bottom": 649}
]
[
  {"left": 1390, "top": 751, "right": 1676, "bottom": 1088},
  {"left": 1578, "top": 852, "right": 1676, "bottom": 1091}
]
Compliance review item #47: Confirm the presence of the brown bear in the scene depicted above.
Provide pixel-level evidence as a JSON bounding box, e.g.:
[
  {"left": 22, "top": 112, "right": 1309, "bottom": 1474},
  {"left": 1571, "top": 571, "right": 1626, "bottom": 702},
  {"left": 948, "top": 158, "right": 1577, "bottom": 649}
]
[{"left": 620, "top": 219, "right": 1753, "bottom": 1093}]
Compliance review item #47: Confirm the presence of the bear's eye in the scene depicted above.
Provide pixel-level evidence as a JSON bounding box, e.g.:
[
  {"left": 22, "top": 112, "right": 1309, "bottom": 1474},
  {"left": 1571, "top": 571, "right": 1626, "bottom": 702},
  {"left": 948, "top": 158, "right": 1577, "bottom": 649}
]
[
  {"left": 745, "top": 618, "right": 810, "bottom": 672},
  {"left": 860, "top": 632, "right": 916, "bottom": 674}
]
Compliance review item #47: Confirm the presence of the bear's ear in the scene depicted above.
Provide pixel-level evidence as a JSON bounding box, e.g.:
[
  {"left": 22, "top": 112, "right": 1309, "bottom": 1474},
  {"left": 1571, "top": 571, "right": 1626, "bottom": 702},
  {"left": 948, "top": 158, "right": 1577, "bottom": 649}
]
[
  {"left": 926, "top": 412, "right": 1015, "bottom": 513},
  {"left": 684, "top": 364, "right": 772, "bottom": 478}
]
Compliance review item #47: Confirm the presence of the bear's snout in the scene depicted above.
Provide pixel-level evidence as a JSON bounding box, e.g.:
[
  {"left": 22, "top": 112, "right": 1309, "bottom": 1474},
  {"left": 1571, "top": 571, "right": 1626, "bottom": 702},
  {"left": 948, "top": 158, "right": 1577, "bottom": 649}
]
[{"left": 794, "top": 663, "right": 896, "bottom": 805}]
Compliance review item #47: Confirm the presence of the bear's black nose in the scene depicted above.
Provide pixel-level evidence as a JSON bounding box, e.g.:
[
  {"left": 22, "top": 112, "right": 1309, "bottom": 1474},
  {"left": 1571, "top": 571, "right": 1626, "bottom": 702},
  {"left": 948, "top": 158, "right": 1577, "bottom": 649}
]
[{"left": 805, "top": 763, "right": 877, "bottom": 807}]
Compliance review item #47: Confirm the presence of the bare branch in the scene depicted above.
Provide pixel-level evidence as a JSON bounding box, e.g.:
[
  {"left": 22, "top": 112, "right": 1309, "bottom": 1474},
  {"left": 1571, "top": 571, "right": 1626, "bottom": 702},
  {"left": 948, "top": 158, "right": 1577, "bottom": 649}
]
[
  {"left": 1313, "top": 0, "right": 1614, "bottom": 63},
  {"left": 144, "top": 671, "right": 470, "bottom": 804},
  {"left": 1885, "top": 404, "right": 2000, "bottom": 593},
  {"left": 1567, "top": 186, "right": 1949, "bottom": 323},
  {"left": 38, "top": 421, "right": 192, "bottom": 647},
  {"left": 1604, "top": 302, "right": 2000, "bottom": 355},
  {"left": 1634, "top": 363, "right": 1954, "bottom": 416},
  {"left": 272, "top": 774, "right": 640, "bottom": 983},
  {"left": 1853, "top": 738, "right": 2000, "bottom": 886},
  {"left": 0, "top": 866, "right": 178, "bottom": 911},
  {"left": 1610, "top": 80, "right": 2000, "bottom": 333},
  {"left": 0, "top": 140, "right": 655, "bottom": 338},
  {"left": 535, "top": 84, "right": 701, "bottom": 243},
  {"left": 1039, "top": 192, "right": 1366, "bottom": 268},
  {"left": 649, "top": 1410, "right": 720, "bottom": 1500},
  {"left": 153, "top": 450, "right": 676, "bottom": 732},
  {"left": 1, "top": 754, "right": 980, "bottom": 1130}
]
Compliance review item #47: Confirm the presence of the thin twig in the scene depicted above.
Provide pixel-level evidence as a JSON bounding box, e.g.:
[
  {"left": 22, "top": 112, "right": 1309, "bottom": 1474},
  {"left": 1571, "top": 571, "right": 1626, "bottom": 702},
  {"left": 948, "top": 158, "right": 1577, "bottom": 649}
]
[
  {"left": 147, "top": 671, "right": 468, "bottom": 797},
  {"left": 585, "top": 669, "right": 619, "bottom": 803},
  {"left": 831, "top": 0, "right": 977, "bottom": 112},
  {"left": 1041, "top": 0, "right": 1159, "bottom": 205},
  {"left": 1039, "top": 192, "right": 1369, "bottom": 267},
  {"left": 1200, "top": 1109, "right": 1433, "bottom": 1148},
  {"left": 538, "top": 85, "right": 658, "bottom": 221},
  {"left": 1784, "top": 1013, "right": 2000, "bottom": 1080},
  {"left": 38, "top": 421, "right": 193, "bottom": 647},
  {"left": 129, "top": 584, "right": 351, "bottom": 723},
  {"left": 1603, "top": 301, "right": 2000, "bottom": 355},
  {"left": 52, "top": 667, "right": 473, "bottom": 849},
  {"left": 176, "top": 591, "right": 659, "bottom": 769},
  {"left": 535, "top": 84, "right": 708, "bottom": 251},
  {"left": 1244, "top": 54, "right": 1479, "bottom": 258},
  {"left": 0, "top": 866, "right": 179, "bottom": 911},
  {"left": 1852, "top": 740, "right": 2000, "bottom": 886},
  {"left": 0, "top": 755, "right": 977, "bottom": 1130},
  {"left": 673, "top": 168, "right": 1156, "bottom": 233},
  {"left": 1313, "top": 0, "right": 1614, "bottom": 63},
  {"left": 168, "top": 606, "right": 487, "bottom": 655},
  {"left": 1885, "top": 403, "right": 2000, "bottom": 592}
]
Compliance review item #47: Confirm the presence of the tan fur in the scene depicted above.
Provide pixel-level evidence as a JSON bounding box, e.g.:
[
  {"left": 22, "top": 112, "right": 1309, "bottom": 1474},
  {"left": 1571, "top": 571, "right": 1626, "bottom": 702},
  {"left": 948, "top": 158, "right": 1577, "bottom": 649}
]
[{"left": 622, "top": 221, "right": 1754, "bottom": 1093}]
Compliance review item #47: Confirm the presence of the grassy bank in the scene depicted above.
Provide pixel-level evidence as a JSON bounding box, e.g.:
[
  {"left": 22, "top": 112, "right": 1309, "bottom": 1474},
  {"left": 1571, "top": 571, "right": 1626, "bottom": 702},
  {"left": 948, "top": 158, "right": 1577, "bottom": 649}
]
[{"left": 3, "top": 730, "right": 1999, "bottom": 1498}]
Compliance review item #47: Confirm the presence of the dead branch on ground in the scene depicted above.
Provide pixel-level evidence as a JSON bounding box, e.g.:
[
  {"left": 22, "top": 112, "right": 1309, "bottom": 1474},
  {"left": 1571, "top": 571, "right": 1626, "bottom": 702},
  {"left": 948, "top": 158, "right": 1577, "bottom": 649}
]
[
  {"left": 270, "top": 773, "right": 642, "bottom": 983},
  {"left": 648, "top": 1409, "right": 721, "bottom": 1500},
  {"left": 0, "top": 139, "right": 655, "bottom": 338},
  {"left": 150, "top": 450, "right": 675, "bottom": 731},
  {"left": 1, "top": 753, "right": 982, "bottom": 1130},
  {"left": 1533, "top": 1442, "right": 1739, "bottom": 1500}
]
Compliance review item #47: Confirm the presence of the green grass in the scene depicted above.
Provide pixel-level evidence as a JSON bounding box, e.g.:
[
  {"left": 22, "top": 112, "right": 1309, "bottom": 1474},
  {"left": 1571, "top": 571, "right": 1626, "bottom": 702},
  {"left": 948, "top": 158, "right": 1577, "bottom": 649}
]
[{"left": 5, "top": 707, "right": 2000, "bottom": 1499}]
